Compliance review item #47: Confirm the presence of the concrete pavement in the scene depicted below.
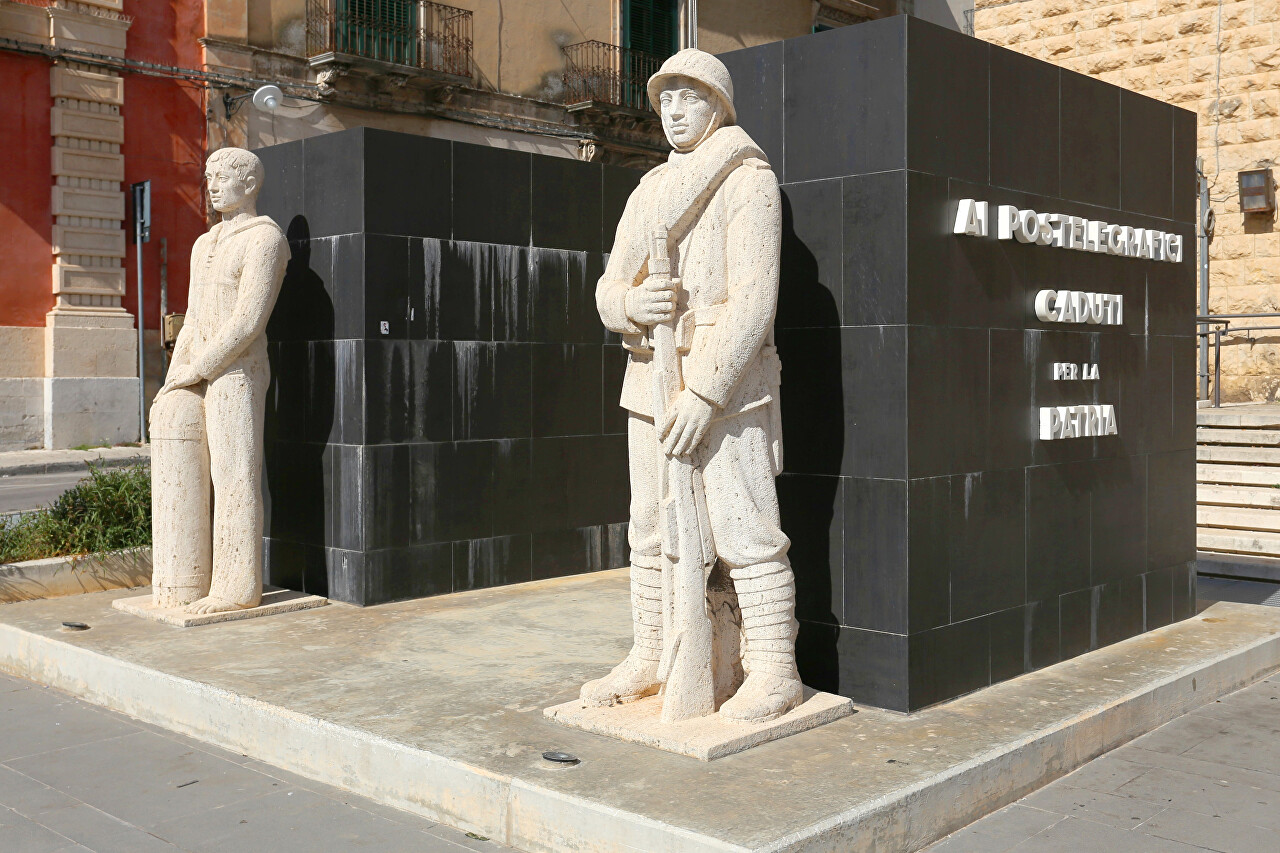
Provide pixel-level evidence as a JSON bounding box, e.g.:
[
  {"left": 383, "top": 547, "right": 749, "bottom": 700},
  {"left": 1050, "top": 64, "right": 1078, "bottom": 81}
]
[
  {"left": 0, "top": 671, "right": 509, "bottom": 852},
  {"left": 0, "top": 447, "right": 149, "bottom": 478},
  {"left": 925, "top": 578, "right": 1280, "bottom": 853}
]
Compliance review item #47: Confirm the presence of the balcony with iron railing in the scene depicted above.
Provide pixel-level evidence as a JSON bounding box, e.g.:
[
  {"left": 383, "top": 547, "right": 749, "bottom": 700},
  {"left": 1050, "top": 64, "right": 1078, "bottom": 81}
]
[
  {"left": 305, "top": 0, "right": 472, "bottom": 79},
  {"left": 561, "top": 40, "right": 664, "bottom": 113}
]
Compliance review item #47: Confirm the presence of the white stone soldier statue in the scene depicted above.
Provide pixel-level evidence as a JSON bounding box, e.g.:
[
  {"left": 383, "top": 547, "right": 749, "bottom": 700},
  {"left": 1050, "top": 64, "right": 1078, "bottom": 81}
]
[
  {"left": 149, "top": 147, "right": 289, "bottom": 615},
  {"left": 583, "top": 49, "right": 802, "bottom": 723}
]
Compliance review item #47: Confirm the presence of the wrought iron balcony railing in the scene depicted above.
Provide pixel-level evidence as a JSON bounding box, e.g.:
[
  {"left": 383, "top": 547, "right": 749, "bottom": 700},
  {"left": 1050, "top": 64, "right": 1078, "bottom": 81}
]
[
  {"left": 562, "top": 40, "right": 664, "bottom": 113},
  {"left": 306, "top": 0, "right": 472, "bottom": 79}
]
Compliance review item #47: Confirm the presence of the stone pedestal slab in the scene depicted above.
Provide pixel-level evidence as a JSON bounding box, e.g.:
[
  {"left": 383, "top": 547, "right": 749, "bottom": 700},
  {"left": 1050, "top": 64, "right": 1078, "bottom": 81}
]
[
  {"left": 545, "top": 689, "right": 854, "bottom": 760},
  {"left": 112, "top": 586, "right": 328, "bottom": 627}
]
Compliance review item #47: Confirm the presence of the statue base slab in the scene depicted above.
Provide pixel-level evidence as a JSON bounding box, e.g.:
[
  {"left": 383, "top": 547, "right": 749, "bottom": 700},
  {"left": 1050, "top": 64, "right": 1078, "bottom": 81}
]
[
  {"left": 543, "top": 687, "right": 854, "bottom": 760},
  {"left": 112, "top": 586, "right": 328, "bottom": 627}
]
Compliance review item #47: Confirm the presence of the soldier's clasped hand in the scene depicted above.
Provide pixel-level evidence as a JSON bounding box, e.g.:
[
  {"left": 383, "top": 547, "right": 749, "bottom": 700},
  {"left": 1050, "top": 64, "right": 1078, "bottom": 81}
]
[{"left": 625, "top": 275, "right": 677, "bottom": 327}]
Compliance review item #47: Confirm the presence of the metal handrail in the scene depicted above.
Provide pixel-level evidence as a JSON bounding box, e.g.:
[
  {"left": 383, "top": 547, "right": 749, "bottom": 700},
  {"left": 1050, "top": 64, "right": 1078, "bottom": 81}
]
[
  {"left": 305, "top": 0, "right": 472, "bottom": 78},
  {"left": 561, "top": 40, "right": 663, "bottom": 112},
  {"left": 1196, "top": 311, "right": 1280, "bottom": 407}
]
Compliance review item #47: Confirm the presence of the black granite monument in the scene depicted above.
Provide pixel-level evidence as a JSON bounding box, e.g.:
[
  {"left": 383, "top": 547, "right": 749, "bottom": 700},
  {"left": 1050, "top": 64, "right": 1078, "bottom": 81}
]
[
  {"left": 255, "top": 128, "right": 638, "bottom": 607},
  {"left": 254, "top": 15, "right": 1197, "bottom": 714},
  {"left": 721, "top": 15, "right": 1198, "bottom": 711}
]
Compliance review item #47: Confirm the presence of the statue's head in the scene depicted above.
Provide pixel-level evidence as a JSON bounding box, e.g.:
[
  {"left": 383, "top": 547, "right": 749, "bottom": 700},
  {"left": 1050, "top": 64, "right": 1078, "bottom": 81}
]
[
  {"left": 205, "top": 147, "right": 264, "bottom": 215},
  {"left": 647, "top": 49, "right": 736, "bottom": 153}
]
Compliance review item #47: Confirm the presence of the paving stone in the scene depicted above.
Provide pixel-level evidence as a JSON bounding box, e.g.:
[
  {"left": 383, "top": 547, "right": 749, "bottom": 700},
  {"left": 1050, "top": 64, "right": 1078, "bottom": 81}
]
[
  {"left": 1181, "top": 728, "right": 1280, "bottom": 777},
  {"left": 427, "top": 821, "right": 512, "bottom": 851},
  {"left": 0, "top": 765, "right": 78, "bottom": 816},
  {"left": 1119, "top": 745, "right": 1280, "bottom": 794},
  {"left": 0, "top": 686, "right": 142, "bottom": 762},
  {"left": 1126, "top": 711, "right": 1233, "bottom": 757},
  {"left": 1006, "top": 815, "right": 1203, "bottom": 852},
  {"left": 1019, "top": 783, "right": 1164, "bottom": 829},
  {"left": 148, "top": 787, "right": 467, "bottom": 853},
  {"left": 925, "top": 804, "right": 1063, "bottom": 852},
  {"left": 33, "top": 804, "right": 183, "bottom": 853},
  {"left": 6, "top": 730, "right": 283, "bottom": 830},
  {"left": 1138, "top": 807, "right": 1280, "bottom": 853},
  {"left": 1114, "top": 766, "right": 1280, "bottom": 832},
  {"left": 1055, "top": 754, "right": 1152, "bottom": 794},
  {"left": 0, "top": 807, "right": 76, "bottom": 853}
]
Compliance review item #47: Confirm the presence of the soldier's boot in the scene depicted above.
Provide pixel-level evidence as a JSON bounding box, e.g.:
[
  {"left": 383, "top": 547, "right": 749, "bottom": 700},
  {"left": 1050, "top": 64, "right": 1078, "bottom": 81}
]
[
  {"left": 719, "top": 562, "right": 803, "bottom": 723},
  {"left": 580, "top": 564, "right": 663, "bottom": 706}
]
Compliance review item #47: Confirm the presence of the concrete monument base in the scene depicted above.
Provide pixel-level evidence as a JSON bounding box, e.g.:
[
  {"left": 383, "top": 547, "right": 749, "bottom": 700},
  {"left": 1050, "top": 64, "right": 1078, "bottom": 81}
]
[
  {"left": 545, "top": 689, "right": 854, "bottom": 760},
  {"left": 111, "top": 586, "right": 327, "bottom": 627},
  {"left": 1, "top": 569, "right": 1278, "bottom": 853}
]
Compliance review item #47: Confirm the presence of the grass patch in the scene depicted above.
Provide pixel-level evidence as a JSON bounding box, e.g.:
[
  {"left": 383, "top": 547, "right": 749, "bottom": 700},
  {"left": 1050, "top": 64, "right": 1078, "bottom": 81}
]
[{"left": 0, "top": 463, "right": 151, "bottom": 564}]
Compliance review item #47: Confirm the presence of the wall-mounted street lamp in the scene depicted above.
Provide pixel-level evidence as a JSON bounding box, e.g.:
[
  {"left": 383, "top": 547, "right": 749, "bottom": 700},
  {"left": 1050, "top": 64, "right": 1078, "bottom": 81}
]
[
  {"left": 222, "top": 84, "right": 286, "bottom": 119},
  {"left": 1238, "top": 167, "right": 1275, "bottom": 215}
]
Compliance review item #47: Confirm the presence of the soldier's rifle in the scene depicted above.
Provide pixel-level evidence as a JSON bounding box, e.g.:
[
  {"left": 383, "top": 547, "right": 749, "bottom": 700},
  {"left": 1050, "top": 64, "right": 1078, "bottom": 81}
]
[{"left": 647, "top": 226, "right": 718, "bottom": 723}]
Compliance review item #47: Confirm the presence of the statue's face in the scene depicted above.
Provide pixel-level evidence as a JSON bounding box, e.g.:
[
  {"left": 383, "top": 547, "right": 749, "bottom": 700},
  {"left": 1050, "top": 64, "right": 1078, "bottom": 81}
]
[
  {"left": 659, "top": 76, "right": 719, "bottom": 151},
  {"left": 205, "top": 164, "right": 256, "bottom": 214}
]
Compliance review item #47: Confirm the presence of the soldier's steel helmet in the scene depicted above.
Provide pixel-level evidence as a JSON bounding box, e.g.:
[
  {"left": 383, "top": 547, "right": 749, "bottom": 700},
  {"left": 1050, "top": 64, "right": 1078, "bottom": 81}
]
[{"left": 647, "top": 49, "right": 736, "bottom": 125}]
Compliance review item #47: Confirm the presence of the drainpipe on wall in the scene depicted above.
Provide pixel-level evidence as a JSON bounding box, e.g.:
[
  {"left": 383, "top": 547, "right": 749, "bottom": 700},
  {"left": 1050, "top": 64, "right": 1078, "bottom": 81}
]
[
  {"left": 679, "top": 0, "right": 698, "bottom": 50},
  {"left": 1198, "top": 157, "right": 1212, "bottom": 402}
]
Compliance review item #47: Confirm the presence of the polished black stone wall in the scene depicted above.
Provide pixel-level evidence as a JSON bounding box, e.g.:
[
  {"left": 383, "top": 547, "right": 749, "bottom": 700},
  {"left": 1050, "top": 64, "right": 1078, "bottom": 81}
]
[
  {"left": 722, "top": 16, "right": 1198, "bottom": 712},
  {"left": 255, "top": 128, "right": 638, "bottom": 606}
]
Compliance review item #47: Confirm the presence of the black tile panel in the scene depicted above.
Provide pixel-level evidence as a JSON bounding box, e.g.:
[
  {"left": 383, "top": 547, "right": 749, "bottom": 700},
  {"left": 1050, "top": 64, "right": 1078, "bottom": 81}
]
[
  {"left": 907, "top": 476, "right": 950, "bottom": 632},
  {"left": 1059, "top": 587, "right": 1093, "bottom": 659},
  {"left": 1172, "top": 107, "right": 1199, "bottom": 225},
  {"left": 303, "top": 128, "right": 364, "bottom": 238},
  {"left": 718, "top": 39, "right": 784, "bottom": 171},
  {"left": 840, "top": 171, "right": 904, "bottom": 327},
  {"left": 532, "top": 525, "right": 606, "bottom": 580},
  {"left": 783, "top": 18, "right": 906, "bottom": 182},
  {"left": 906, "top": 16, "right": 989, "bottom": 185},
  {"left": 843, "top": 477, "right": 907, "bottom": 633},
  {"left": 532, "top": 343, "right": 604, "bottom": 438},
  {"left": 778, "top": 474, "right": 844, "bottom": 626},
  {"left": 780, "top": 179, "right": 844, "bottom": 328},
  {"left": 532, "top": 156, "right": 602, "bottom": 253},
  {"left": 830, "top": 624, "right": 910, "bottom": 712},
  {"left": 988, "top": 605, "right": 1026, "bottom": 684},
  {"left": 1120, "top": 90, "right": 1174, "bottom": 219},
  {"left": 363, "top": 129, "right": 451, "bottom": 239},
  {"left": 1089, "top": 455, "right": 1147, "bottom": 586},
  {"left": 1148, "top": 449, "right": 1195, "bottom": 571},
  {"left": 359, "top": 543, "right": 452, "bottom": 606},
  {"left": 255, "top": 139, "right": 305, "bottom": 229},
  {"left": 1026, "top": 462, "right": 1091, "bottom": 601},
  {"left": 1025, "top": 598, "right": 1060, "bottom": 671},
  {"left": 907, "top": 326, "right": 990, "bottom": 478},
  {"left": 908, "top": 615, "right": 990, "bottom": 711},
  {"left": 452, "top": 144, "right": 531, "bottom": 245},
  {"left": 453, "top": 534, "right": 533, "bottom": 592},
  {"left": 1144, "top": 565, "right": 1174, "bottom": 630},
  {"left": 1060, "top": 71, "right": 1121, "bottom": 209},
  {"left": 529, "top": 248, "right": 602, "bottom": 344},
  {"left": 602, "top": 345, "right": 628, "bottom": 435},
  {"left": 949, "top": 468, "right": 1026, "bottom": 622},
  {"left": 843, "top": 325, "right": 908, "bottom": 479},
  {"left": 775, "top": 327, "right": 845, "bottom": 478},
  {"left": 329, "top": 234, "right": 366, "bottom": 340},
  {"left": 603, "top": 165, "right": 645, "bottom": 252},
  {"left": 990, "top": 46, "right": 1060, "bottom": 198},
  {"left": 363, "top": 443, "right": 410, "bottom": 550},
  {"left": 453, "top": 342, "right": 532, "bottom": 441}
]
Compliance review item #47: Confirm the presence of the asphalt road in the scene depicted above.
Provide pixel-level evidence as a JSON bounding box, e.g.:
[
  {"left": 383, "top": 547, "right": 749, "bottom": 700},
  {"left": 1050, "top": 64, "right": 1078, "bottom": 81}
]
[{"left": 0, "top": 472, "right": 89, "bottom": 514}]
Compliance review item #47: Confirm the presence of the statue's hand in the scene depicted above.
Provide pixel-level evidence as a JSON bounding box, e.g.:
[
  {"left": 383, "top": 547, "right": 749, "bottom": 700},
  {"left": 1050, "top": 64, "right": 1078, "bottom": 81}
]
[
  {"left": 157, "top": 365, "right": 200, "bottom": 398},
  {"left": 661, "top": 388, "right": 715, "bottom": 457},
  {"left": 625, "top": 275, "right": 677, "bottom": 327}
]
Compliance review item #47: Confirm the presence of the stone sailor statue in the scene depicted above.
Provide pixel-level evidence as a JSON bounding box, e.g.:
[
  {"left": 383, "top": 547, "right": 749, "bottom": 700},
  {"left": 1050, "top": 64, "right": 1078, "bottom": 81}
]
[
  {"left": 582, "top": 49, "right": 801, "bottom": 723},
  {"left": 148, "top": 147, "right": 289, "bottom": 615}
]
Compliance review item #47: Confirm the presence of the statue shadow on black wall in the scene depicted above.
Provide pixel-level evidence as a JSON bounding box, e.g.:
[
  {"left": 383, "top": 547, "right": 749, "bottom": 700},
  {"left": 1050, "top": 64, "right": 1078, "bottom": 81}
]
[
  {"left": 263, "top": 215, "right": 335, "bottom": 596},
  {"left": 776, "top": 192, "right": 844, "bottom": 694}
]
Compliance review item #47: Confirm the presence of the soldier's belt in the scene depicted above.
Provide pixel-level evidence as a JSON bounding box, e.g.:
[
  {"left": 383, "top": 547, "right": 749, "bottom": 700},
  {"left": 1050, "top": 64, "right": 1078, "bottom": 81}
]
[{"left": 622, "top": 303, "right": 726, "bottom": 355}]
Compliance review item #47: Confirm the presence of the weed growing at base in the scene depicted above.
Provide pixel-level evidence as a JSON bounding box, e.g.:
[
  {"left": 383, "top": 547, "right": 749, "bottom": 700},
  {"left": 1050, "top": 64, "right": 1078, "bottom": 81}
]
[{"left": 0, "top": 463, "right": 151, "bottom": 563}]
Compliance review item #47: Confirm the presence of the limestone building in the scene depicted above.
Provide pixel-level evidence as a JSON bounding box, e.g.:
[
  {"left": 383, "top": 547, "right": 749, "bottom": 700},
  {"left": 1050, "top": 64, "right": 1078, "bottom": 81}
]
[{"left": 975, "top": 0, "right": 1280, "bottom": 402}]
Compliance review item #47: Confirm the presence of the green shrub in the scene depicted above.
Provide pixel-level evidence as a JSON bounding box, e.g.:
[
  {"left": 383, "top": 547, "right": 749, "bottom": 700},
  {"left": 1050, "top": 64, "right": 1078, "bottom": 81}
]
[{"left": 0, "top": 463, "right": 151, "bottom": 564}]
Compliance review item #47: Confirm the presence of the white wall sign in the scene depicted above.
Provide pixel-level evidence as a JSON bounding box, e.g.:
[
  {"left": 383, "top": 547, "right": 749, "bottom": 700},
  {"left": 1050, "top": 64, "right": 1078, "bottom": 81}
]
[
  {"left": 1034, "top": 290, "right": 1123, "bottom": 325},
  {"left": 1053, "top": 363, "right": 1099, "bottom": 380},
  {"left": 954, "top": 199, "right": 1184, "bottom": 263},
  {"left": 1040, "top": 405, "right": 1118, "bottom": 440}
]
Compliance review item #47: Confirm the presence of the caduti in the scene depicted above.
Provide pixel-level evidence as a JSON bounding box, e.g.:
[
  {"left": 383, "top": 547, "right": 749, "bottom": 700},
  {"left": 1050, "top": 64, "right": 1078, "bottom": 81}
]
[{"left": 647, "top": 225, "right": 718, "bottom": 723}]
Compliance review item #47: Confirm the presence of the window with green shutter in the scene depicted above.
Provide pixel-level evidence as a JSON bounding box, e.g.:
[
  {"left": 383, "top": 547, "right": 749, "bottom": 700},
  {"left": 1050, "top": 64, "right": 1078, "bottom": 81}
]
[
  {"left": 335, "top": 0, "right": 417, "bottom": 66},
  {"left": 624, "top": 0, "right": 678, "bottom": 59}
]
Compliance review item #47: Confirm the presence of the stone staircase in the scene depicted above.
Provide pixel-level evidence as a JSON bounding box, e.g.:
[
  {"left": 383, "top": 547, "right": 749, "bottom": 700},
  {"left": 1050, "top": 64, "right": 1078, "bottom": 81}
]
[{"left": 1197, "top": 404, "right": 1280, "bottom": 580}]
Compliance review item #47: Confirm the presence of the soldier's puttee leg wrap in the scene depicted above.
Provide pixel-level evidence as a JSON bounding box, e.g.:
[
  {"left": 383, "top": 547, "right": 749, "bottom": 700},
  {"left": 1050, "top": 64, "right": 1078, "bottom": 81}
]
[
  {"left": 630, "top": 559, "right": 664, "bottom": 662},
  {"left": 730, "top": 562, "right": 799, "bottom": 680}
]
